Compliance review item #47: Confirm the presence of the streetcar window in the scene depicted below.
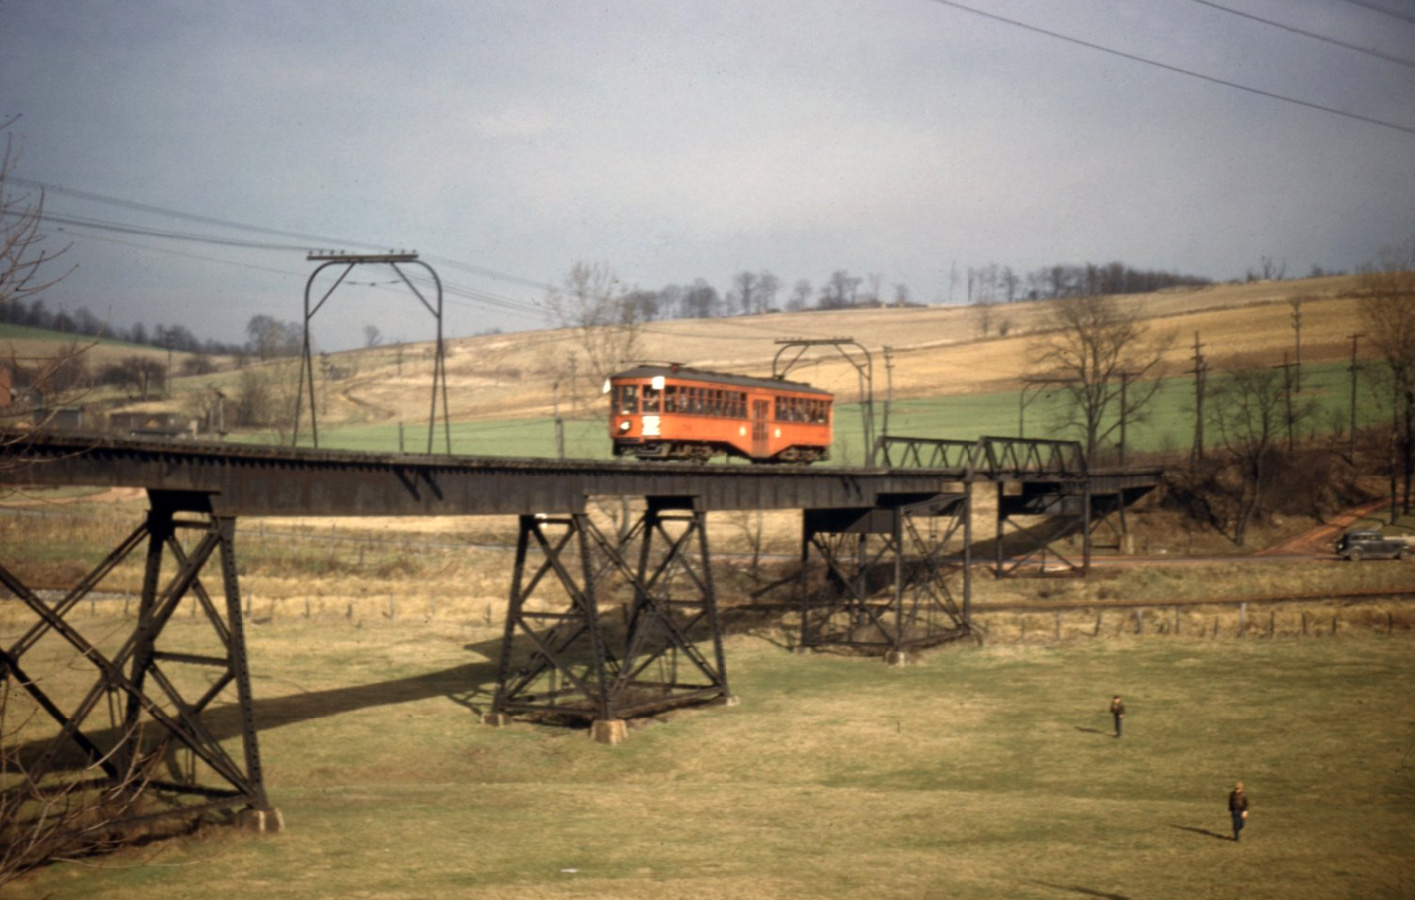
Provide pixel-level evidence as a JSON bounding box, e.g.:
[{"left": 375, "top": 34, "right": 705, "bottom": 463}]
[
  {"left": 665, "top": 385, "right": 679, "bottom": 413},
  {"left": 692, "top": 387, "right": 704, "bottom": 414},
  {"left": 643, "top": 385, "right": 661, "bottom": 413},
  {"left": 616, "top": 385, "right": 638, "bottom": 414}
]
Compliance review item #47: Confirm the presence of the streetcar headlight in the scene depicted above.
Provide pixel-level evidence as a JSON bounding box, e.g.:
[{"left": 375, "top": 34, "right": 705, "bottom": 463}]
[{"left": 618, "top": 420, "right": 632, "bottom": 433}]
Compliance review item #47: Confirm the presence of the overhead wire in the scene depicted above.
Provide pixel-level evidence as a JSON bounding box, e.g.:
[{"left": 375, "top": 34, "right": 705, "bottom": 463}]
[
  {"left": 7, "top": 175, "right": 389, "bottom": 250},
  {"left": 10, "top": 175, "right": 557, "bottom": 303},
  {"left": 11, "top": 207, "right": 549, "bottom": 325},
  {"left": 922, "top": 0, "right": 1415, "bottom": 137},
  {"left": 42, "top": 227, "right": 310, "bottom": 280},
  {"left": 29, "top": 210, "right": 545, "bottom": 320},
  {"left": 1332, "top": 0, "right": 1415, "bottom": 26},
  {"left": 1184, "top": 0, "right": 1415, "bottom": 69},
  {"left": 10, "top": 207, "right": 310, "bottom": 252}
]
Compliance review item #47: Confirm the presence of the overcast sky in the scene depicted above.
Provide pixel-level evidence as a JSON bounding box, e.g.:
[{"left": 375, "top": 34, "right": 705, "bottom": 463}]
[{"left": 3, "top": 0, "right": 1413, "bottom": 351}]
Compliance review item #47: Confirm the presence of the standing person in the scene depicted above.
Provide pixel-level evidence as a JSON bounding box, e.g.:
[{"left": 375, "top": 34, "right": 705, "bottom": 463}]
[
  {"left": 1109, "top": 694, "right": 1126, "bottom": 738},
  {"left": 1228, "top": 783, "right": 1249, "bottom": 841}
]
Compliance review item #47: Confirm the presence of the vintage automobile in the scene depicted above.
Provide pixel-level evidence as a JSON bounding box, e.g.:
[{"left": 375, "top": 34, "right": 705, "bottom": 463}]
[
  {"left": 607, "top": 364, "right": 832, "bottom": 464},
  {"left": 1334, "top": 530, "right": 1412, "bottom": 561}
]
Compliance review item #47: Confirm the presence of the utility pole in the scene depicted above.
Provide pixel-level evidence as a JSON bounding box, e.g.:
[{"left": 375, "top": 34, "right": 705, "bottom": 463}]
[
  {"left": 164, "top": 329, "right": 174, "bottom": 398},
  {"left": 1392, "top": 375, "right": 1400, "bottom": 524},
  {"left": 1191, "top": 331, "right": 1207, "bottom": 464},
  {"left": 1290, "top": 297, "right": 1303, "bottom": 393},
  {"left": 1118, "top": 371, "right": 1132, "bottom": 467},
  {"left": 1349, "top": 333, "right": 1364, "bottom": 461},
  {"left": 882, "top": 346, "right": 894, "bottom": 438},
  {"left": 1018, "top": 377, "right": 1050, "bottom": 439},
  {"left": 567, "top": 352, "right": 579, "bottom": 418},
  {"left": 553, "top": 379, "right": 565, "bottom": 459},
  {"left": 1276, "top": 353, "right": 1298, "bottom": 454}
]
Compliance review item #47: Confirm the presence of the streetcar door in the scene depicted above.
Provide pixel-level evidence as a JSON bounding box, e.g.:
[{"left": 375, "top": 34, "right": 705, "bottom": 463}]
[{"left": 751, "top": 399, "right": 770, "bottom": 458}]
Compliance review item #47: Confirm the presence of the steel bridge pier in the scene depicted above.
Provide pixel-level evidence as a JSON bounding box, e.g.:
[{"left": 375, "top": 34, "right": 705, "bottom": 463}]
[
  {"left": 0, "top": 432, "right": 1161, "bottom": 829},
  {"left": 489, "top": 496, "right": 733, "bottom": 742},
  {"left": 0, "top": 490, "right": 279, "bottom": 834},
  {"left": 797, "top": 492, "right": 973, "bottom": 661}
]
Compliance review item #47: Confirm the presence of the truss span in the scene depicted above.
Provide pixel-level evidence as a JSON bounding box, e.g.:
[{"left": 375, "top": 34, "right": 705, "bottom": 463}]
[{"left": 1, "top": 432, "right": 959, "bottom": 517}]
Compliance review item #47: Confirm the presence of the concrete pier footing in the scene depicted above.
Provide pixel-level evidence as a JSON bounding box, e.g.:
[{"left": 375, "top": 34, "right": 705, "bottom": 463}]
[
  {"left": 236, "top": 807, "right": 285, "bottom": 834},
  {"left": 590, "top": 719, "right": 628, "bottom": 745}
]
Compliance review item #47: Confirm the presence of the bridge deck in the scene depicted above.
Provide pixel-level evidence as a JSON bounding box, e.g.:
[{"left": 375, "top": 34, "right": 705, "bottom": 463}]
[{"left": 1, "top": 433, "right": 970, "bottom": 517}]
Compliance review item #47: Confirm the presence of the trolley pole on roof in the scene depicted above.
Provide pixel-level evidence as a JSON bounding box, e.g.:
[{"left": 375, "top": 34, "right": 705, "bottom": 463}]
[{"left": 773, "top": 338, "right": 876, "bottom": 467}]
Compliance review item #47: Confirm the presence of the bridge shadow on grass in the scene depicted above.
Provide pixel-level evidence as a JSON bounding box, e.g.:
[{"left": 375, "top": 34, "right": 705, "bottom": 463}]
[
  {"left": 1168, "top": 823, "right": 1233, "bottom": 842},
  {"left": 11, "top": 652, "right": 502, "bottom": 775},
  {"left": 1029, "top": 882, "right": 1136, "bottom": 900}
]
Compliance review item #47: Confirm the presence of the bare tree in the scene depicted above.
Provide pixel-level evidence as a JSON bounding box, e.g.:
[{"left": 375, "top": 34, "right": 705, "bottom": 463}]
[
  {"left": 1028, "top": 294, "right": 1172, "bottom": 460},
  {"left": 245, "top": 315, "right": 301, "bottom": 361},
  {"left": 864, "top": 272, "right": 883, "bottom": 306},
  {"left": 0, "top": 681, "right": 171, "bottom": 888},
  {"left": 819, "top": 270, "right": 860, "bottom": 310},
  {"left": 362, "top": 324, "right": 383, "bottom": 348},
  {"left": 757, "top": 271, "right": 780, "bottom": 313},
  {"left": 542, "top": 262, "right": 644, "bottom": 399},
  {"left": 1207, "top": 368, "right": 1314, "bottom": 546},
  {"left": 1, "top": 119, "right": 80, "bottom": 433},
  {"left": 96, "top": 356, "right": 166, "bottom": 401},
  {"left": 728, "top": 270, "right": 758, "bottom": 317},
  {"left": 972, "top": 299, "right": 996, "bottom": 339},
  {"left": 1358, "top": 236, "right": 1415, "bottom": 511},
  {"left": 232, "top": 361, "right": 299, "bottom": 441},
  {"left": 1, "top": 123, "right": 73, "bottom": 312},
  {"left": 786, "top": 279, "right": 812, "bottom": 312},
  {"left": 680, "top": 279, "right": 720, "bottom": 319}
]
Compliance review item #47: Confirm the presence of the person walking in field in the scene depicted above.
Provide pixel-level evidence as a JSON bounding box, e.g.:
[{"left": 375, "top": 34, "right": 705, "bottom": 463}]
[
  {"left": 1228, "top": 783, "right": 1249, "bottom": 842},
  {"left": 1109, "top": 694, "right": 1125, "bottom": 738}
]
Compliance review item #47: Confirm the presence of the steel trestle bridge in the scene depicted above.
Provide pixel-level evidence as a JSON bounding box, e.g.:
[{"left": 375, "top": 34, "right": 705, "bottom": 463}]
[{"left": 0, "top": 431, "right": 1158, "bottom": 830}]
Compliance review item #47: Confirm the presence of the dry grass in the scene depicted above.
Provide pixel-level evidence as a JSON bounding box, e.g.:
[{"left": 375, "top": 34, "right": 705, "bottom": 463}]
[
  {"left": 120, "top": 274, "right": 1369, "bottom": 431},
  {"left": 5, "top": 619, "right": 1412, "bottom": 900}
]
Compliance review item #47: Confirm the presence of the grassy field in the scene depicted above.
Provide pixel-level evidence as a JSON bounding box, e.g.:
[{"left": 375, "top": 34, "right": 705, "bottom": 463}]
[
  {"left": 256, "top": 357, "right": 1377, "bottom": 467},
  {"left": 7, "top": 275, "right": 1389, "bottom": 466},
  {"left": 4, "top": 490, "right": 1415, "bottom": 900},
  {"left": 6, "top": 274, "right": 1415, "bottom": 897},
  {"left": 8, "top": 622, "right": 1413, "bottom": 900}
]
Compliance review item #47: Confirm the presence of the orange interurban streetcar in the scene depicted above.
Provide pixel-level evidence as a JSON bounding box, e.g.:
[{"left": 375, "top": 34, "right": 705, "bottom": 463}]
[{"left": 607, "top": 364, "right": 833, "bottom": 464}]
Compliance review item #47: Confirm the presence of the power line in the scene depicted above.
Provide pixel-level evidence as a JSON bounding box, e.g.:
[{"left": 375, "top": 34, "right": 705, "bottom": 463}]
[
  {"left": 7, "top": 175, "right": 379, "bottom": 248},
  {"left": 922, "top": 0, "right": 1415, "bottom": 137},
  {"left": 25, "top": 209, "right": 311, "bottom": 252},
  {"left": 10, "top": 175, "right": 558, "bottom": 292},
  {"left": 44, "top": 219, "right": 546, "bottom": 321},
  {"left": 46, "top": 227, "right": 308, "bottom": 279},
  {"left": 1332, "top": 0, "right": 1415, "bottom": 26},
  {"left": 8, "top": 202, "right": 548, "bottom": 320},
  {"left": 1186, "top": 0, "right": 1415, "bottom": 69}
]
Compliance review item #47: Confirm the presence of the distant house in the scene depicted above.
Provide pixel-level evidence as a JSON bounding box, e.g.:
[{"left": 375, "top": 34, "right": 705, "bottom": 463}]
[{"left": 34, "top": 406, "right": 86, "bottom": 431}]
